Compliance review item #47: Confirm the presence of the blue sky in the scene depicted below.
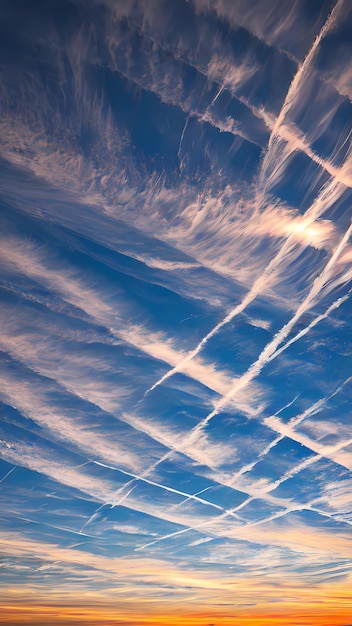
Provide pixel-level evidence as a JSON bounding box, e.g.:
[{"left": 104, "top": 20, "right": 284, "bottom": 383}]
[{"left": 0, "top": 1, "right": 352, "bottom": 624}]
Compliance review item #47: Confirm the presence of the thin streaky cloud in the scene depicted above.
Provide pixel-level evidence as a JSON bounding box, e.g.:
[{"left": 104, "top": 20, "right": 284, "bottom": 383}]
[
  {"left": 259, "top": 0, "right": 345, "bottom": 187},
  {"left": 0, "top": 370, "right": 249, "bottom": 518},
  {"left": 0, "top": 236, "right": 264, "bottom": 418},
  {"left": 111, "top": 1, "right": 352, "bottom": 188}
]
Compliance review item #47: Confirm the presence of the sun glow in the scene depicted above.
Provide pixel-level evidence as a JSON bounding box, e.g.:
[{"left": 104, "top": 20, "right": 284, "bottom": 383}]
[{"left": 287, "top": 218, "right": 335, "bottom": 247}]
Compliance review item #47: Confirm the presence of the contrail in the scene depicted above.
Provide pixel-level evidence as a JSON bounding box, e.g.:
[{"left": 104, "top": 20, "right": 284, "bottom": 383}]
[
  {"left": 136, "top": 234, "right": 352, "bottom": 550},
  {"left": 91, "top": 459, "right": 234, "bottom": 516},
  {"left": 136, "top": 430, "right": 352, "bottom": 552},
  {"left": 79, "top": 503, "right": 107, "bottom": 534},
  {"left": 145, "top": 2, "right": 346, "bottom": 396},
  {"left": 0, "top": 465, "right": 16, "bottom": 485},
  {"left": 145, "top": 237, "right": 295, "bottom": 395},
  {"left": 177, "top": 117, "right": 189, "bottom": 159},
  {"left": 259, "top": 0, "right": 345, "bottom": 188},
  {"left": 182, "top": 221, "right": 352, "bottom": 445},
  {"left": 145, "top": 219, "right": 350, "bottom": 397},
  {"left": 129, "top": 1, "right": 352, "bottom": 187},
  {"left": 229, "top": 376, "right": 351, "bottom": 487},
  {"left": 135, "top": 376, "right": 352, "bottom": 549},
  {"left": 266, "top": 289, "right": 352, "bottom": 364}
]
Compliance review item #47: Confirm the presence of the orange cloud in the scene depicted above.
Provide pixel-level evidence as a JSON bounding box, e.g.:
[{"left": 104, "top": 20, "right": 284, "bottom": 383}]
[{"left": 0, "top": 600, "right": 352, "bottom": 626}]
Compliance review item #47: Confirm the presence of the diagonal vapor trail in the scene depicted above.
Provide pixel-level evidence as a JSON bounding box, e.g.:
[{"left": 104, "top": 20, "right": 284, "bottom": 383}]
[
  {"left": 259, "top": 0, "right": 346, "bottom": 188},
  {"left": 91, "top": 460, "right": 241, "bottom": 519},
  {"left": 109, "top": 46, "right": 261, "bottom": 147},
  {"left": 144, "top": 220, "right": 352, "bottom": 473},
  {"left": 145, "top": 0, "right": 347, "bottom": 397},
  {"left": 144, "top": 238, "right": 294, "bottom": 395},
  {"left": 119, "top": 222, "right": 351, "bottom": 512},
  {"left": 266, "top": 290, "right": 352, "bottom": 364},
  {"left": 3, "top": 222, "right": 350, "bottom": 523},
  {"left": 262, "top": 0, "right": 344, "bottom": 139},
  {"left": 136, "top": 432, "right": 352, "bottom": 552},
  {"left": 183, "top": 221, "right": 352, "bottom": 444},
  {"left": 122, "top": 2, "right": 352, "bottom": 188},
  {"left": 2, "top": 0, "right": 352, "bottom": 587},
  {"left": 230, "top": 375, "right": 352, "bottom": 486},
  {"left": 116, "top": 377, "right": 352, "bottom": 550},
  {"left": 222, "top": 380, "right": 352, "bottom": 527},
  {"left": 0, "top": 465, "right": 17, "bottom": 485}
]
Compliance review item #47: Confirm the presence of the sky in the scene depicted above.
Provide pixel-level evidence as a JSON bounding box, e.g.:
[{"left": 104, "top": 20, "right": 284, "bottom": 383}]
[{"left": 0, "top": 0, "right": 352, "bottom": 624}]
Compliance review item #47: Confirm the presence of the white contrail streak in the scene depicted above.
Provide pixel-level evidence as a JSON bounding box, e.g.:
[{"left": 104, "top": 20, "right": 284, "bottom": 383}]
[
  {"left": 177, "top": 117, "right": 189, "bottom": 159},
  {"left": 266, "top": 290, "right": 351, "bottom": 364},
  {"left": 260, "top": 0, "right": 345, "bottom": 187},
  {"left": 136, "top": 225, "right": 352, "bottom": 496},
  {"left": 183, "top": 222, "right": 352, "bottom": 444},
  {"left": 145, "top": 219, "right": 351, "bottom": 431},
  {"left": 137, "top": 432, "right": 352, "bottom": 551},
  {"left": 145, "top": 2, "right": 347, "bottom": 396},
  {"left": 0, "top": 465, "right": 16, "bottom": 485},
  {"left": 91, "top": 460, "right": 237, "bottom": 516},
  {"left": 129, "top": 2, "right": 352, "bottom": 187},
  {"left": 232, "top": 376, "right": 351, "bottom": 482},
  {"left": 145, "top": 237, "right": 295, "bottom": 395}
]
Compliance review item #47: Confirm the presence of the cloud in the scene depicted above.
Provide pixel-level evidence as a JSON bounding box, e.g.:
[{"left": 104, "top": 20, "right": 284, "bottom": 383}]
[
  {"left": 0, "top": 237, "right": 265, "bottom": 418},
  {"left": 192, "top": 0, "right": 333, "bottom": 61}
]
